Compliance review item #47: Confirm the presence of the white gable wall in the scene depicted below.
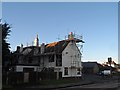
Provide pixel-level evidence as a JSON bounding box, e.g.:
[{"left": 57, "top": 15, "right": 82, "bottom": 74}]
[{"left": 62, "top": 41, "right": 82, "bottom": 77}]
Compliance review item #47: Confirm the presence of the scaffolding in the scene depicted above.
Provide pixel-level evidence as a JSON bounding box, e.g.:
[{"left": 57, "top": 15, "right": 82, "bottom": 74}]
[{"left": 67, "top": 32, "right": 84, "bottom": 77}]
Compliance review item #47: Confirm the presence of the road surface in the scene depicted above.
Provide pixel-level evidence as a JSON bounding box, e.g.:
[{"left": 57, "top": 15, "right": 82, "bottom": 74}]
[{"left": 55, "top": 80, "right": 120, "bottom": 90}]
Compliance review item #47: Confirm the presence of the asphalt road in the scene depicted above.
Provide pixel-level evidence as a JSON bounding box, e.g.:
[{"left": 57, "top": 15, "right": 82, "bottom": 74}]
[{"left": 55, "top": 80, "right": 120, "bottom": 90}]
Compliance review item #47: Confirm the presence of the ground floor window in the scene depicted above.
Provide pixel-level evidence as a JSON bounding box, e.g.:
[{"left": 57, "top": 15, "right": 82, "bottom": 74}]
[
  {"left": 64, "top": 67, "right": 68, "bottom": 75},
  {"left": 77, "top": 68, "right": 81, "bottom": 75}
]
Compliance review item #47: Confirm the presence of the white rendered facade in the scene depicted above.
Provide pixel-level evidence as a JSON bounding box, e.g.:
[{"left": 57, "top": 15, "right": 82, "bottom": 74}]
[{"left": 62, "top": 41, "right": 82, "bottom": 77}]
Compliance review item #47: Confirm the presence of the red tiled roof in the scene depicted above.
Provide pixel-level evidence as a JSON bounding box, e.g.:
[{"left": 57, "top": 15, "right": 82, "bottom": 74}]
[
  {"left": 46, "top": 42, "right": 59, "bottom": 48},
  {"left": 45, "top": 40, "right": 69, "bottom": 53}
]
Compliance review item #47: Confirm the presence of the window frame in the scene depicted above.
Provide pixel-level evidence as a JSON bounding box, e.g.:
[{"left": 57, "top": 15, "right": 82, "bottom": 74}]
[{"left": 64, "top": 67, "right": 68, "bottom": 75}]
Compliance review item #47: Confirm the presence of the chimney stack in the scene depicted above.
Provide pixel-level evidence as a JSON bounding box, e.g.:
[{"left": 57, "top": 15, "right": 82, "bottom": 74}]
[
  {"left": 17, "top": 46, "right": 20, "bottom": 53},
  {"left": 20, "top": 44, "right": 23, "bottom": 52},
  {"left": 34, "top": 34, "right": 39, "bottom": 46},
  {"left": 41, "top": 43, "right": 45, "bottom": 54},
  {"left": 68, "top": 32, "right": 74, "bottom": 39}
]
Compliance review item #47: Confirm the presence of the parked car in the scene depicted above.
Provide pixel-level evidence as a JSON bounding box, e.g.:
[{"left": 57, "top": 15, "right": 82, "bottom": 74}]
[
  {"left": 97, "top": 70, "right": 111, "bottom": 76},
  {"left": 101, "top": 70, "right": 111, "bottom": 76}
]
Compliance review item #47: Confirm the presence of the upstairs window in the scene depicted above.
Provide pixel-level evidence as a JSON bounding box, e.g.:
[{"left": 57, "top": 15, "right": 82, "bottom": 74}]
[
  {"left": 56, "top": 55, "right": 62, "bottom": 66},
  {"left": 49, "top": 55, "right": 54, "bottom": 62},
  {"left": 66, "top": 52, "right": 68, "bottom": 54},
  {"left": 28, "top": 58, "right": 32, "bottom": 63}
]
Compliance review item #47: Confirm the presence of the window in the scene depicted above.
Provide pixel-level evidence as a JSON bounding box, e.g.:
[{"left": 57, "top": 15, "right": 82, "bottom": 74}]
[
  {"left": 49, "top": 55, "right": 54, "bottom": 62},
  {"left": 75, "top": 55, "right": 76, "bottom": 57},
  {"left": 64, "top": 67, "right": 68, "bottom": 75},
  {"left": 23, "top": 68, "right": 34, "bottom": 72},
  {"left": 56, "top": 55, "right": 62, "bottom": 66},
  {"left": 29, "top": 58, "right": 32, "bottom": 63},
  {"left": 66, "top": 52, "right": 68, "bottom": 54},
  {"left": 77, "top": 68, "right": 81, "bottom": 75}
]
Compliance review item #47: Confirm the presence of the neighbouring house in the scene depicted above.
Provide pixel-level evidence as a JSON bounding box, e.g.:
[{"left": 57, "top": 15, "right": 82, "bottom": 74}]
[
  {"left": 102, "top": 61, "right": 119, "bottom": 73},
  {"left": 103, "top": 59, "right": 117, "bottom": 68},
  {"left": 11, "top": 32, "right": 84, "bottom": 83},
  {"left": 82, "top": 62, "right": 100, "bottom": 74},
  {"left": 114, "top": 64, "right": 120, "bottom": 72}
]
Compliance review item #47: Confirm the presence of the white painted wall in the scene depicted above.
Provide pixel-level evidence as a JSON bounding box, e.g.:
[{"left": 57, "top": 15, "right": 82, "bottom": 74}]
[
  {"left": 16, "top": 66, "right": 39, "bottom": 72},
  {"left": 62, "top": 41, "right": 82, "bottom": 77},
  {"left": 41, "top": 56, "right": 56, "bottom": 68}
]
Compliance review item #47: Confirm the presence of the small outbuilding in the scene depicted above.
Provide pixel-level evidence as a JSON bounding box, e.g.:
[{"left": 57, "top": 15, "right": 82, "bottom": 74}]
[{"left": 82, "top": 62, "right": 99, "bottom": 74}]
